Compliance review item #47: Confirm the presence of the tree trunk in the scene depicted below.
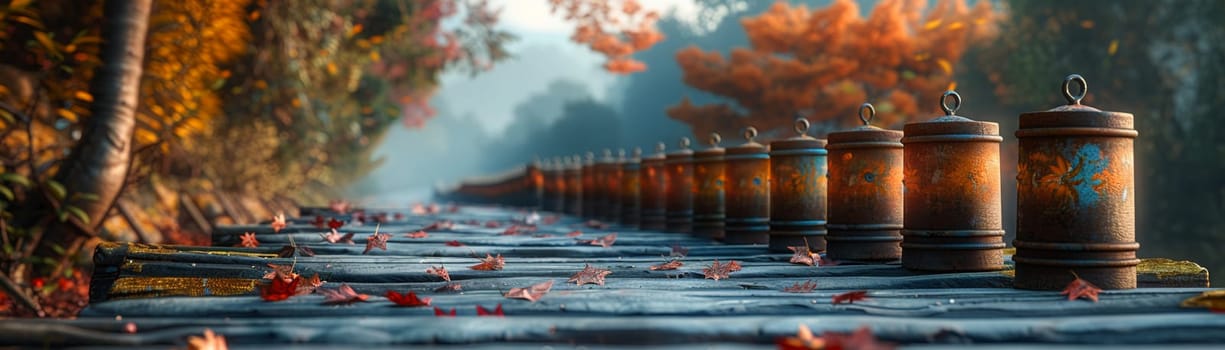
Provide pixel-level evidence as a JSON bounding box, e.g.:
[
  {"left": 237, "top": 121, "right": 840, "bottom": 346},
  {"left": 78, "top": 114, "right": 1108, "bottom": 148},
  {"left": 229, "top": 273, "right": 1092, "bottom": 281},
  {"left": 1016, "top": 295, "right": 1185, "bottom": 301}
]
[{"left": 52, "top": 0, "right": 151, "bottom": 230}]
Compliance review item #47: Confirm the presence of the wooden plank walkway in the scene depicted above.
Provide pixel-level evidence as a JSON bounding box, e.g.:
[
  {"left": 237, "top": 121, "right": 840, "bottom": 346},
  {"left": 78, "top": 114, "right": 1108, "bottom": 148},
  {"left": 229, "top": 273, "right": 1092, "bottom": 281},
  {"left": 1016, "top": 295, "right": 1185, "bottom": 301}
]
[{"left": 2, "top": 205, "right": 1221, "bottom": 348}]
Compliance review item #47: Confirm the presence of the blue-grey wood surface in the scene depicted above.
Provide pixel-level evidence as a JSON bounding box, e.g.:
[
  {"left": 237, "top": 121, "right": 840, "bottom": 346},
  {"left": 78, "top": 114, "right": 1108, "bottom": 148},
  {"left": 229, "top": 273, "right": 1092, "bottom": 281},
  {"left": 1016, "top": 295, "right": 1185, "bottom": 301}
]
[{"left": 2, "top": 205, "right": 1221, "bottom": 349}]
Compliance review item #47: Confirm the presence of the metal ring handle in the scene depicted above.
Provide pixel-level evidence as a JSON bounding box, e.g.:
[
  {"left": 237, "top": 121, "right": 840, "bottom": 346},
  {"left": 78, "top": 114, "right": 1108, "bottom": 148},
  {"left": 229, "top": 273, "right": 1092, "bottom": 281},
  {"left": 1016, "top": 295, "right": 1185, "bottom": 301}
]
[
  {"left": 859, "top": 103, "right": 875, "bottom": 126},
  {"left": 709, "top": 132, "right": 721, "bottom": 147},
  {"left": 940, "top": 90, "right": 962, "bottom": 116},
  {"left": 794, "top": 118, "right": 810, "bottom": 136},
  {"left": 744, "top": 127, "right": 758, "bottom": 142},
  {"left": 1063, "top": 74, "right": 1087, "bottom": 105}
]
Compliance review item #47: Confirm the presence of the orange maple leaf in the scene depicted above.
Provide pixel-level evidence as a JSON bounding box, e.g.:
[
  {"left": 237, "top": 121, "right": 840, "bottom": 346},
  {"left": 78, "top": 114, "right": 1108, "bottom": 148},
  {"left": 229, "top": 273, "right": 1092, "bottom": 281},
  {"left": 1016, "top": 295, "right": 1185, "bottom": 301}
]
[{"left": 1061, "top": 272, "right": 1102, "bottom": 302}]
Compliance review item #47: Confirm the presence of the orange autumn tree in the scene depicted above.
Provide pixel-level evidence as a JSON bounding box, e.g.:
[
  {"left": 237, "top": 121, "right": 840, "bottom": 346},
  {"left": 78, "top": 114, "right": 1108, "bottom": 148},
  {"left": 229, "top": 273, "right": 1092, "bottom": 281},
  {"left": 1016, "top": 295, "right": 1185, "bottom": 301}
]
[
  {"left": 668, "top": 0, "right": 996, "bottom": 139},
  {"left": 549, "top": 0, "right": 664, "bottom": 74}
]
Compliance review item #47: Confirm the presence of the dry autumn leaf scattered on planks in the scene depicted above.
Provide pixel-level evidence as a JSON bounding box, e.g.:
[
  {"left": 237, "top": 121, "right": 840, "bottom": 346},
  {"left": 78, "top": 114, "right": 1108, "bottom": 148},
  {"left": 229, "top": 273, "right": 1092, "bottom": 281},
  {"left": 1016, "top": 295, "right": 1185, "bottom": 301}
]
[
  {"left": 186, "top": 328, "right": 228, "bottom": 350},
  {"left": 363, "top": 230, "right": 392, "bottom": 255},
  {"left": 237, "top": 232, "right": 259, "bottom": 248},
  {"left": 276, "top": 245, "right": 315, "bottom": 258},
  {"left": 321, "top": 229, "right": 355, "bottom": 244},
  {"left": 434, "top": 307, "right": 457, "bottom": 317},
  {"left": 328, "top": 218, "right": 344, "bottom": 230},
  {"left": 832, "top": 290, "right": 869, "bottom": 304},
  {"left": 1061, "top": 272, "right": 1102, "bottom": 302},
  {"left": 1181, "top": 289, "right": 1225, "bottom": 312},
  {"left": 319, "top": 284, "right": 369, "bottom": 305},
  {"left": 471, "top": 253, "right": 506, "bottom": 271},
  {"left": 484, "top": 220, "right": 502, "bottom": 228},
  {"left": 568, "top": 264, "right": 612, "bottom": 286},
  {"left": 505, "top": 280, "right": 554, "bottom": 302},
  {"left": 385, "top": 291, "right": 431, "bottom": 307},
  {"left": 271, "top": 213, "right": 287, "bottom": 233},
  {"left": 566, "top": 230, "right": 583, "bottom": 237},
  {"left": 435, "top": 283, "right": 463, "bottom": 293},
  {"left": 783, "top": 280, "right": 818, "bottom": 293},
  {"left": 444, "top": 240, "right": 465, "bottom": 247},
  {"left": 650, "top": 259, "right": 684, "bottom": 271},
  {"left": 405, "top": 230, "right": 428, "bottom": 239},
  {"left": 425, "top": 265, "right": 451, "bottom": 282},
  {"left": 703, "top": 260, "right": 742, "bottom": 281},
  {"left": 476, "top": 304, "right": 505, "bottom": 317},
  {"left": 578, "top": 233, "right": 617, "bottom": 248},
  {"left": 776, "top": 324, "right": 896, "bottom": 350},
  {"left": 788, "top": 245, "right": 818, "bottom": 266},
  {"left": 423, "top": 220, "right": 455, "bottom": 231}
]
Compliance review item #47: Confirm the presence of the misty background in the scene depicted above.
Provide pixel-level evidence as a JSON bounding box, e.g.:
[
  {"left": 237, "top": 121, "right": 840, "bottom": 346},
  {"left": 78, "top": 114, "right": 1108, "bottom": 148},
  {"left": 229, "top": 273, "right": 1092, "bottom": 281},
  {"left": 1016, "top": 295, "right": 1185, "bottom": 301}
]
[{"left": 349, "top": 0, "right": 1225, "bottom": 285}]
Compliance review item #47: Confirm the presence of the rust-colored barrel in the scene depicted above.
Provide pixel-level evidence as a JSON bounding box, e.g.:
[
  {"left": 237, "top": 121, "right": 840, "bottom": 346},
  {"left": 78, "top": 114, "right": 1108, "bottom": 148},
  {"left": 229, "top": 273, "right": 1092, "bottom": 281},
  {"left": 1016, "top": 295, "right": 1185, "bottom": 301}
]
[
  {"left": 768, "top": 118, "right": 828, "bottom": 252},
  {"left": 603, "top": 149, "right": 625, "bottom": 222},
  {"left": 901, "top": 91, "right": 1005, "bottom": 272},
  {"left": 826, "top": 104, "right": 904, "bottom": 262},
  {"left": 665, "top": 138, "right": 695, "bottom": 233},
  {"left": 693, "top": 133, "right": 726, "bottom": 240},
  {"left": 527, "top": 160, "right": 544, "bottom": 209},
  {"left": 543, "top": 158, "right": 565, "bottom": 213},
  {"left": 594, "top": 149, "right": 616, "bottom": 221},
  {"left": 639, "top": 143, "right": 668, "bottom": 231},
  {"left": 620, "top": 148, "right": 643, "bottom": 228},
  {"left": 1013, "top": 75, "right": 1139, "bottom": 290},
  {"left": 724, "top": 127, "right": 770, "bottom": 244},
  {"left": 581, "top": 152, "right": 597, "bottom": 219},
  {"left": 564, "top": 155, "right": 583, "bottom": 216}
]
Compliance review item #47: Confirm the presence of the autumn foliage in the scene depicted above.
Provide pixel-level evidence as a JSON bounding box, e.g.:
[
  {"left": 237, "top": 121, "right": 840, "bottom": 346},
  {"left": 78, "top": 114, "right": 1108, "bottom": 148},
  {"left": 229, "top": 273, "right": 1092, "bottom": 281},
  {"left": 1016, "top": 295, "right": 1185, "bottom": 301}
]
[
  {"left": 549, "top": 0, "right": 664, "bottom": 74},
  {"left": 667, "top": 0, "right": 996, "bottom": 139}
]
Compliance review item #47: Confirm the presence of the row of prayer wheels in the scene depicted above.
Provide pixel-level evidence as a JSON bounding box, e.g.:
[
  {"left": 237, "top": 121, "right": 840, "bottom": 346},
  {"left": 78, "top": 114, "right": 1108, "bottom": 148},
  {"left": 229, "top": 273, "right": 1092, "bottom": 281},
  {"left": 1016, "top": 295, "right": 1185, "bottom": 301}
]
[{"left": 537, "top": 75, "right": 1138, "bottom": 291}]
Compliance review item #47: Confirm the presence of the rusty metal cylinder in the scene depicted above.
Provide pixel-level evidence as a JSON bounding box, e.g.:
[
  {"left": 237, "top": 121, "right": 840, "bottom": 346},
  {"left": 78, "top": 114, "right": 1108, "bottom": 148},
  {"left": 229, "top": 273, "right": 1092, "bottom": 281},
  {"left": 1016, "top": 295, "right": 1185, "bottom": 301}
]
[
  {"left": 602, "top": 149, "right": 625, "bottom": 222},
  {"left": 724, "top": 127, "right": 770, "bottom": 244},
  {"left": 1013, "top": 75, "right": 1139, "bottom": 290},
  {"left": 768, "top": 118, "right": 828, "bottom": 252},
  {"left": 639, "top": 143, "right": 668, "bottom": 231},
  {"left": 594, "top": 149, "right": 617, "bottom": 222},
  {"left": 826, "top": 104, "right": 904, "bottom": 262},
  {"left": 581, "top": 152, "right": 598, "bottom": 219},
  {"left": 620, "top": 148, "right": 643, "bottom": 228},
  {"left": 693, "top": 133, "right": 726, "bottom": 240},
  {"left": 665, "top": 138, "right": 695, "bottom": 233},
  {"left": 901, "top": 91, "right": 1005, "bottom": 272},
  {"left": 543, "top": 158, "right": 566, "bottom": 213},
  {"left": 564, "top": 155, "right": 583, "bottom": 216}
]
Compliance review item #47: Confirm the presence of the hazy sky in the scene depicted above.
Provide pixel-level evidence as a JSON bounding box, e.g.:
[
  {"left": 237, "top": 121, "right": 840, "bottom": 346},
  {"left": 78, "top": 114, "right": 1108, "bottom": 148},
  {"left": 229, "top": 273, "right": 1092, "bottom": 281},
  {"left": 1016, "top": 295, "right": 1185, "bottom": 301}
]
[{"left": 433, "top": 0, "right": 702, "bottom": 135}]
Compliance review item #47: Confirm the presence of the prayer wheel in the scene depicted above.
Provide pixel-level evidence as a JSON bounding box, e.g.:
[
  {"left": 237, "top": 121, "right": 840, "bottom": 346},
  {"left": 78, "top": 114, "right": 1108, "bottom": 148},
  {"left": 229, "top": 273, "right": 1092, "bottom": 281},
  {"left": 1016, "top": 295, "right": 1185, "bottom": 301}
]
[
  {"left": 768, "top": 118, "right": 828, "bottom": 252},
  {"left": 724, "top": 127, "right": 770, "bottom": 244},
  {"left": 620, "top": 148, "right": 643, "bottom": 228},
  {"left": 603, "top": 149, "right": 625, "bottom": 222},
  {"left": 564, "top": 155, "right": 583, "bottom": 216},
  {"left": 581, "top": 152, "right": 597, "bottom": 219},
  {"left": 901, "top": 91, "right": 1005, "bottom": 272},
  {"left": 693, "top": 133, "right": 726, "bottom": 240},
  {"left": 665, "top": 138, "right": 695, "bottom": 233},
  {"left": 639, "top": 143, "right": 668, "bottom": 231},
  {"left": 1013, "top": 74, "right": 1139, "bottom": 290},
  {"left": 826, "top": 104, "right": 904, "bottom": 262},
  {"left": 595, "top": 149, "right": 616, "bottom": 221}
]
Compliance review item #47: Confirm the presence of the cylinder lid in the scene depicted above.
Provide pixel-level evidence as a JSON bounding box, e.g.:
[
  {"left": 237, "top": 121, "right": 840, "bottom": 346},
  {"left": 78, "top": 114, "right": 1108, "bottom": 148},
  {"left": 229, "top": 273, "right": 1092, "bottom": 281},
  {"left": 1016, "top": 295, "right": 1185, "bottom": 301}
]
[
  {"left": 1018, "top": 74, "right": 1135, "bottom": 131},
  {"left": 828, "top": 103, "right": 903, "bottom": 146},
  {"left": 770, "top": 117, "right": 828, "bottom": 151},
  {"left": 666, "top": 137, "right": 694, "bottom": 158},
  {"left": 903, "top": 91, "right": 1001, "bottom": 139},
  {"left": 727, "top": 127, "right": 768, "bottom": 156},
  {"left": 642, "top": 142, "right": 667, "bottom": 161},
  {"left": 695, "top": 132, "right": 725, "bottom": 159},
  {"left": 598, "top": 149, "right": 617, "bottom": 164}
]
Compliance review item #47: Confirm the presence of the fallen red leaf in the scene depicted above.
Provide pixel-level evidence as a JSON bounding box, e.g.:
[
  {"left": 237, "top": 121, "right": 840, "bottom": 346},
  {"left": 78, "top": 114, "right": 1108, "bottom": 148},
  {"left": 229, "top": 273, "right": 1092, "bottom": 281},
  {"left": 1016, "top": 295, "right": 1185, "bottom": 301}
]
[
  {"left": 393, "top": 213, "right": 405, "bottom": 221},
  {"left": 670, "top": 244, "right": 689, "bottom": 257},
  {"left": 318, "top": 284, "right": 369, "bottom": 305},
  {"left": 568, "top": 264, "right": 612, "bottom": 286},
  {"left": 484, "top": 220, "right": 502, "bottom": 228},
  {"left": 260, "top": 275, "right": 300, "bottom": 302},
  {"left": 423, "top": 220, "right": 454, "bottom": 231},
  {"left": 327, "top": 218, "right": 344, "bottom": 230},
  {"left": 584, "top": 220, "right": 609, "bottom": 229},
  {"left": 776, "top": 324, "right": 896, "bottom": 350},
  {"left": 788, "top": 246, "right": 817, "bottom": 266},
  {"left": 385, "top": 290, "right": 431, "bottom": 307},
  {"left": 504, "top": 280, "right": 553, "bottom": 302},
  {"left": 566, "top": 230, "right": 583, "bottom": 237},
  {"left": 237, "top": 232, "right": 259, "bottom": 248},
  {"left": 320, "top": 229, "right": 355, "bottom": 244},
  {"left": 703, "top": 260, "right": 739, "bottom": 281},
  {"left": 434, "top": 283, "right": 463, "bottom": 293},
  {"left": 783, "top": 280, "right": 818, "bottom": 293},
  {"left": 470, "top": 253, "right": 505, "bottom": 271},
  {"left": 832, "top": 290, "right": 869, "bottom": 304},
  {"left": 405, "top": 230, "right": 428, "bottom": 239},
  {"left": 310, "top": 215, "right": 325, "bottom": 228},
  {"left": 295, "top": 273, "right": 325, "bottom": 296},
  {"left": 276, "top": 245, "right": 316, "bottom": 258},
  {"left": 186, "top": 328, "right": 228, "bottom": 350},
  {"left": 271, "top": 213, "right": 287, "bottom": 233},
  {"left": 578, "top": 233, "right": 617, "bottom": 248},
  {"left": 476, "top": 304, "right": 505, "bottom": 317},
  {"left": 542, "top": 215, "right": 560, "bottom": 225},
  {"left": 363, "top": 232, "right": 391, "bottom": 254},
  {"left": 425, "top": 265, "right": 451, "bottom": 282},
  {"left": 262, "top": 263, "right": 298, "bottom": 282},
  {"left": 433, "top": 307, "right": 456, "bottom": 317},
  {"left": 444, "top": 240, "right": 465, "bottom": 247},
  {"left": 650, "top": 259, "right": 684, "bottom": 271},
  {"left": 1061, "top": 272, "right": 1102, "bottom": 302}
]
